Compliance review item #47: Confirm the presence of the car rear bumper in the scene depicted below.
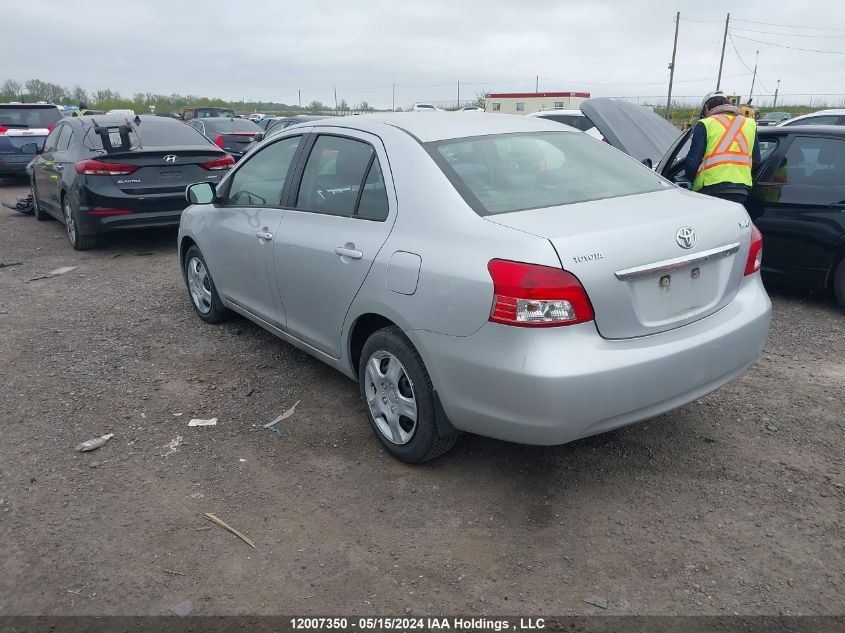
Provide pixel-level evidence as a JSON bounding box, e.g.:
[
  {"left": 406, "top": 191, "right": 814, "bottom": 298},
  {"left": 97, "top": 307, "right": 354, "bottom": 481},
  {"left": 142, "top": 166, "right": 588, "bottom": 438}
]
[
  {"left": 409, "top": 274, "right": 771, "bottom": 445},
  {"left": 0, "top": 156, "right": 33, "bottom": 175}
]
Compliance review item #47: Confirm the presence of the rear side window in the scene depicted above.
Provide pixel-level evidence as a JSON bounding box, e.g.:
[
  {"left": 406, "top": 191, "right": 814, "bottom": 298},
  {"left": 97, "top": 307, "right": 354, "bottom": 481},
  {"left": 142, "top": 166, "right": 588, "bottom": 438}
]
[
  {"left": 226, "top": 135, "right": 302, "bottom": 206},
  {"left": 296, "top": 135, "right": 378, "bottom": 217},
  {"left": 773, "top": 136, "right": 845, "bottom": 186},
  {"left": 430, "top": 131, "right": 670, "bottom": 215},
  {"left": 0, "top": 105, "right": 62, "bottom": 129}
]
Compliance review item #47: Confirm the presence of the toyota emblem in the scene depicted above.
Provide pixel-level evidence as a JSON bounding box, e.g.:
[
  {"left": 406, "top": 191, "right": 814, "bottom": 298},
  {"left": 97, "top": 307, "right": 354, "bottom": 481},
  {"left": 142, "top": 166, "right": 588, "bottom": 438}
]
[
  {"left": 163, "top": 154, "right": 178, "bottom": 163},
  {"left": 676, "top": 227, "right": 696, "bottom": 249}
]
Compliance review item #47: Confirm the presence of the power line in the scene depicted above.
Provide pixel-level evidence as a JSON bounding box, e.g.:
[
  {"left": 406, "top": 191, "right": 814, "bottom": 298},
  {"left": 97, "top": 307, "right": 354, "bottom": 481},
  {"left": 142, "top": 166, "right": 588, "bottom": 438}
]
[
  {"left": 730, "top": 26, "right": 845, "bottom": 39},
  {"left": 731, "top": 18, "right": 845, "bottom": 31},
  {"left": 732, "top": 34, "right": 845, "bottom": 54},
  {"left": 728, "top": 34, "right": 772, "bottom": 93}
]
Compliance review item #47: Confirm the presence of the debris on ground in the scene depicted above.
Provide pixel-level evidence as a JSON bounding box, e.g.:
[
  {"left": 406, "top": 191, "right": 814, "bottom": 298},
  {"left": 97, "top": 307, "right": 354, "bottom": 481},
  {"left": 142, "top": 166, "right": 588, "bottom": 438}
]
[
  {"left": 135, "top": 252, "right": 153, "bottom": 257},
  {"left": 583, "top": 595, "right": 609, "bottom": 609},
  {"left": 161, "top": 568, "right": 187, "bottom": 576},
  {"left": 1, "top": 194, "right": 33, "bottom": 214},
  {"left": 75, "top": 433, "right": 114, "bottom": 452},
  {"left": 203, "top": 512, "right": 256, "bottom": 548},
  {"left": 163, "top": 436, "right": 183, "bottom": 457},
  {"left": 187, "top": 417, "right": 218, "bottom": 427},
  {"left": 0, "top": 261, "right": 22, "bottom": 269},
  {"left": 170, "top": 600, "right": 192, "bottom": 616},
  {"left": 29, "top": 266, "right": 78, "bottom": 282},
  {"left": 263, "top": 401, "right": 300, "bottom": 431}
]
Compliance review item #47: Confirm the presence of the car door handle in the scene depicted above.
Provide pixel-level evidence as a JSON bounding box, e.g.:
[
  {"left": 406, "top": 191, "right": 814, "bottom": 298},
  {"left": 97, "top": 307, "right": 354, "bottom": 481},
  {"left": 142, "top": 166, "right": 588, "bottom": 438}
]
[
  {"left": 335, "top": 245, "right": 363, "bottom": 260},
  {"left": 255, "top": 231, "right": 273, "bottom": 240}
]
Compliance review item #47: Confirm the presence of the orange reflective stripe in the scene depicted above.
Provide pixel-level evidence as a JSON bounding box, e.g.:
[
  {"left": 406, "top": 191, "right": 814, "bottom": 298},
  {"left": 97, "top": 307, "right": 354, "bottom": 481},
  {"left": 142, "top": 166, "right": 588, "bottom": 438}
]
[
  {"left": 699, "top": 155, "right": 752, "bottom": 172},
  {"left": 716, "top": 116, "right": 746, "bottom": 153}
]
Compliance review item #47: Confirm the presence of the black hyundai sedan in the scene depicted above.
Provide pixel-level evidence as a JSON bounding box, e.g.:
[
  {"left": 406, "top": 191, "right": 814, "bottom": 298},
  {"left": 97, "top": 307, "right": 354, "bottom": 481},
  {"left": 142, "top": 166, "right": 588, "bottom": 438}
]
[{"left": 24, "top": 115, "right": 233, "bottom": 250}]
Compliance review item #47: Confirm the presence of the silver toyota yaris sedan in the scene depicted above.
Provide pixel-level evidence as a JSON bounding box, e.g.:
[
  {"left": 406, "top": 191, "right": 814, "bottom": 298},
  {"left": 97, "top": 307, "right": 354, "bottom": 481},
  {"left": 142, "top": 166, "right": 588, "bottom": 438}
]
[{"left": 178, "top": 112, "right": 771, "bottom": 463}]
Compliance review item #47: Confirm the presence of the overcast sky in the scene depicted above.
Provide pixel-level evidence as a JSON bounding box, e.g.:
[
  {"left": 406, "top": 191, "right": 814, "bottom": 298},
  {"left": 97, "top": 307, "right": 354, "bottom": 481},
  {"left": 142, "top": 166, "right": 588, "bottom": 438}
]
[{"left": 5, "top": 0, "right": 845, "bottom": 109}]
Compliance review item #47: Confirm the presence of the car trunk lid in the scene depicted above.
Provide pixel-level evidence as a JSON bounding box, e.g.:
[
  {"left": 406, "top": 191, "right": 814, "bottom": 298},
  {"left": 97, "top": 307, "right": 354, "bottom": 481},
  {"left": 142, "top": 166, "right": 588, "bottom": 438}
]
[
  {"left": 485, "top": 188, "right": 752, "bottom": 339},
  {"left": 581, "top": 98, "right": 682, "bottom": 168},
  {"left": 94, "top": 147, "right": 230, "bottom": 195}
]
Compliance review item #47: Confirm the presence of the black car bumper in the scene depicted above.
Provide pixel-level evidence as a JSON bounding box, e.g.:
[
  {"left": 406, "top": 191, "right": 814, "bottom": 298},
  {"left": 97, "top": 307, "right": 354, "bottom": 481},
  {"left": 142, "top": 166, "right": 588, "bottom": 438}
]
[
  {"left": 0, "top": 156, "right": 32, "bottom": 176},
  {"left": 78, "top": 207, "right": 185, "bottom": 233}
]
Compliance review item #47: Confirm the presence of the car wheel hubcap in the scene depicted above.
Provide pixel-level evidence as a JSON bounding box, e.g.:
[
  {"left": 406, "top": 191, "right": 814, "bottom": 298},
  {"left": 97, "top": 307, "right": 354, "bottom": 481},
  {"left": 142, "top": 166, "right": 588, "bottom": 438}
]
[
  {"left": 63, "top": 200, "right": 76, "bottom": 243},
  {"left": 364, "top": 351, "right": 417, "bottom": 445},
  {"left": 187, "top": 257, "right": 213, "bottom": 314}
]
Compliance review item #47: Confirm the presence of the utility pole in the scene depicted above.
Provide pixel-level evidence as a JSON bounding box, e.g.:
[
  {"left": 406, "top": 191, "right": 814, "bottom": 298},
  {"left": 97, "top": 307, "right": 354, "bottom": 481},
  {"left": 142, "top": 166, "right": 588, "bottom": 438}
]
[
  {"left": 748, "top": 50, "right": 759, "bottom": 103},
  {"left": 716, "top": 12, "right": 730, "bottom": 90},
  {"left": 772, "top": 78, "right": 781, "bottom": 107},
  {"left": 535, "top": 75, "right": 539, "bottom": 93},
  {"left": 392, "top": 83, "right": 395, "bottom": 111},
  {"left": 298, "top": 89, "right": 301, "bottom": 109},
  {"left": 334, "top": 87, "right": 337, "bottom": 112},
  {"left": 666, "top": 11, "right": 680, "bottom": 120},
  {"left": 457, "top": 80, "right": 460, "bottom": 108}
]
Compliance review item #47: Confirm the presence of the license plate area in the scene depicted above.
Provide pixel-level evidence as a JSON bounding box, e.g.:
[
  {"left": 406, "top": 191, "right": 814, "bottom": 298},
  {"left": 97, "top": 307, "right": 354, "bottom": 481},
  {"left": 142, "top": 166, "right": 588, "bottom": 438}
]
[{"left": 160, "top": 170, "right": 183, "bottom": 179}]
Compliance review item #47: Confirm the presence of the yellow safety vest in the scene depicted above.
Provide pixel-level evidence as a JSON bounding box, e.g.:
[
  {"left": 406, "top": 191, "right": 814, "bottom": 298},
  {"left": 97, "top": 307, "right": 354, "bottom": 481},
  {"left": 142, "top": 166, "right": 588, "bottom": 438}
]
[{"left": 692, "top": 114, "right": 756, "bottom": 192}]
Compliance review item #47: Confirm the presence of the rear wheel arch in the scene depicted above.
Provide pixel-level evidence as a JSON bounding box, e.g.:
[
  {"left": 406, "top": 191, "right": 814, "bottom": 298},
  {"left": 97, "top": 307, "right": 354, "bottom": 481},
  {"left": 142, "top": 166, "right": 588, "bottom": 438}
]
[{"left": 348, "top": 313, "right": 397, "bottom": 376}]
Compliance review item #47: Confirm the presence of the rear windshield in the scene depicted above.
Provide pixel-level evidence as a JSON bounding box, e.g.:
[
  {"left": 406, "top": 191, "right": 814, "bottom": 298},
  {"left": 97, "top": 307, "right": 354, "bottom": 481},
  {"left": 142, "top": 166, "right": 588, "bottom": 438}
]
[
  {"left": 196, "top": 108, "right": 235, "bottom": 118},
  {"left": 430, "top": 132, "right": 670, "bottom": 216},
  {"left": 202, "top": 118, "right": 260, "bottom": 134},
  {"left": 536, "top": 114, "right": 595, "bottom": 132},
  {"left": 83, "top": 119, "right": 210, "bottom": 150},
  {"left": 0, "top": 105, "right": 63, "bottom": 128}
]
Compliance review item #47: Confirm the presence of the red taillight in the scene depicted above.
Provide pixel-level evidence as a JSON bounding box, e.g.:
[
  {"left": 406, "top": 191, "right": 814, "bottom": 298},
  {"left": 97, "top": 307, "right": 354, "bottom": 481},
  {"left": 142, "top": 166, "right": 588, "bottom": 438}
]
[
  {"left": 487, "top": 259, "right": 594, "bottom": 327},
  {"left": 47, "top": 124, "right": 55, "bottom": 132},
  {"left": 744, "top": 224, "right": 763, "bottom": 276},
  {"left": 214, "top": 135, "right": 224, "bottom": 149},
  {"left": 0, "top": 126, "right": 7, "bottom": 135},
  {"left": 87, "top": 209, "right": 132, "bottom": 215},
  {"left": 201, "top": 155, "right": 235, "bottom": 171},
  {"left": 75, "top": 159, "right": 139, "bottom": 175}
]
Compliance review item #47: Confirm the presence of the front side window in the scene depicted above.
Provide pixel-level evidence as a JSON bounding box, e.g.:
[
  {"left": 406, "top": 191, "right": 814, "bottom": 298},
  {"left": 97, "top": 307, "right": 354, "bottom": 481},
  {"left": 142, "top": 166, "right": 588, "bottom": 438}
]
[
  {"left": 41, "top": 126, "right": 62, "bottom": 152},
  {"left": 226, "top": 135, "right": 302, "bottom": 206},
  {"left": 516, "top": 103, "right": 525, "bottom": 112},
  {"left": 772, "top": 136, "right": 845, "bottom": 186},
  {"left": 296, "top": 135, "right": 377, "bottom": 217},
  {"left": 56, "top": 125, "right": 74, "bottom": 151},
  {"left": 430, "top": 131, "right": 670, "bottom": 216}
]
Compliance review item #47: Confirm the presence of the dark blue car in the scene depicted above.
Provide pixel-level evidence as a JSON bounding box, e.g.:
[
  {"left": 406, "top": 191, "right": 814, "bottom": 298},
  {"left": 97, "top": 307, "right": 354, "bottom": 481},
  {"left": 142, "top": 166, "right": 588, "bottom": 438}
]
[{"left": 0, "top": 103, "right": 63, "bottom": 176}]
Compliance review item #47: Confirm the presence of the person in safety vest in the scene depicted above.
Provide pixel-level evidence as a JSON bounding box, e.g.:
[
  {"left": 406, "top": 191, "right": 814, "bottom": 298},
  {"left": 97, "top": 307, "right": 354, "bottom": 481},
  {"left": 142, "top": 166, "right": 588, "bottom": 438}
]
[{"left": 685, "top": 91, "right": 761, "bottom": 204}]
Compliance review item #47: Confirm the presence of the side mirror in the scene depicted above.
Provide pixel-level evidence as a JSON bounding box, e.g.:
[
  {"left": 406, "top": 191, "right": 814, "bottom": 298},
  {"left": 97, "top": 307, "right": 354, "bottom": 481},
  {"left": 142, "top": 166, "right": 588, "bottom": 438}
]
[
  {"left": 641, "top": 158, "right": 653, "bottom": 169},
  {"left": 186, "top": 182, "right": 216, "bottom": 205},
  {"left": 21, "top": 143, "right": 40, "bottom": 155},
  {"left": 253, "top": 132, "right": 264, "bottom": 142}
]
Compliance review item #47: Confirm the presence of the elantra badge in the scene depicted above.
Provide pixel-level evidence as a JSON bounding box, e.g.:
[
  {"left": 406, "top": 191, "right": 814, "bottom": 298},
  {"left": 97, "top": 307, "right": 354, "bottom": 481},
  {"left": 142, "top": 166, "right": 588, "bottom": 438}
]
[
  {"left": 676, "top": 227, "right": 696, "bottom": 249},
  {"left": 163, "top": 155, "right": 178, "bottom": 163}
]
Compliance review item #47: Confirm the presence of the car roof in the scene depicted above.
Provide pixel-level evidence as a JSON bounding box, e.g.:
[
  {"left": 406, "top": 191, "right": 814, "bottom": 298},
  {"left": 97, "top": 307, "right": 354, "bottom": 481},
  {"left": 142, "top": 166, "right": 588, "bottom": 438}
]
[
  {"left": 75, "top": 114, "right": 181, "bottom": 127},
  {"left": 308, "top": 112, "right": 570, "bottom": 142},
  {"left": 759, "top": 124, "right": 845, "bottom": 136},
  {"left": 529, "top": 109, "right": 583, "bottom": 117}
]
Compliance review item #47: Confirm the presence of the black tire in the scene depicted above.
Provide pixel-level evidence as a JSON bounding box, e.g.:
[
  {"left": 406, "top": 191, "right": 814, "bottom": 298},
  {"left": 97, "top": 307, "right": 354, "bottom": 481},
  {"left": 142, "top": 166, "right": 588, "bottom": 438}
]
[
  {"left": 183, "top": 245, "right": 230, "bottom": 324},
  {"left": 62, "top": 194, "right": 96, "bottom": 250},
  {"left": 834, "top": 258, "right": 845, "bottom": 309},
  {"left": 359, "top": 326, "right": 456, "bottom": 463},
  {"left": 31, "top": 180, "right": 49, "bottom": 221}
]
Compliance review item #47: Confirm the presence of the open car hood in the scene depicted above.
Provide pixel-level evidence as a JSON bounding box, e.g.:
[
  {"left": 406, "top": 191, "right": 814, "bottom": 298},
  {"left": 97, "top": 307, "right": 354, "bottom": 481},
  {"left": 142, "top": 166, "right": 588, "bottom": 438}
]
[{"left": 580, "top": 98, "right": 682, "bottom": 167}]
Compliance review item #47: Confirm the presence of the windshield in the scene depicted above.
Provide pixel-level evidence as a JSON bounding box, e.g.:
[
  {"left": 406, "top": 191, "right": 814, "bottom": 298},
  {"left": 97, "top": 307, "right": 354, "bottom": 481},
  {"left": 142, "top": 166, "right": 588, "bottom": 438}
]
[
  {"left": 197, "top": 108, "right": 235, "bottom": 118},
  {"left": 430, "top": 132, "right": 670, "bottom": 216},
  {"left": 0, "top": 105, "right": 63, "bottom": 128}
]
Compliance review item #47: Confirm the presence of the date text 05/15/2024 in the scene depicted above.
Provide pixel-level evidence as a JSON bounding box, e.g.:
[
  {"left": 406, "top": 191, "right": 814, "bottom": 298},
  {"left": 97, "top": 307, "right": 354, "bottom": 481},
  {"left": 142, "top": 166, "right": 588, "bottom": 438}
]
[{"left": 290, "top": 617, "right": 546, "bottom": 631}]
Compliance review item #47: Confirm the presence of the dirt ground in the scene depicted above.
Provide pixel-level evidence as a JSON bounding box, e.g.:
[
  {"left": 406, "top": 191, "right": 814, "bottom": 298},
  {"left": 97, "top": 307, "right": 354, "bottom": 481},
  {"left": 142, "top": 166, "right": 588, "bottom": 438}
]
[{"left": 0, "top": 176, "right": 843, "bottom": 617}]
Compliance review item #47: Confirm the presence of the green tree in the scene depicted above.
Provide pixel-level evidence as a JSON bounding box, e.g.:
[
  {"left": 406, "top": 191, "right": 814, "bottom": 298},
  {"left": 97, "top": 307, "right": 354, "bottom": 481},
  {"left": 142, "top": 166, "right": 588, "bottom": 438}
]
[
  {"left": 1, "top": 79, "right": 22, "bottom": 101},
  {"left": 307, "top": 100, "right": 326, "bottom": 112}
]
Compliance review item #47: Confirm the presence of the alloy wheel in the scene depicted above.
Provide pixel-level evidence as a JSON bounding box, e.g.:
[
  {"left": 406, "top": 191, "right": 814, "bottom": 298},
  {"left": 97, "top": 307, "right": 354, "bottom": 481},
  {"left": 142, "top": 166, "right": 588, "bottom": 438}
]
[
  {"left": 364, "top": 350, "right": 418, "bottom": 445},
  {"left": 63, "top": 199, "right": 76, "bottom": 244},
  {"left": 186, "top": 257, "right": 213, "bottom": 314}
]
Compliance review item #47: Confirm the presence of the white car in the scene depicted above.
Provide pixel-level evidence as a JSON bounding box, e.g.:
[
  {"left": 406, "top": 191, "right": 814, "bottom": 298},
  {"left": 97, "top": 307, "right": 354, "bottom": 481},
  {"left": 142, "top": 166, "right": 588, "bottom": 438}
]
[
  {"left": 106, "top": 109, "right": 135, "bottom": 116},
  {"left": 459, "top": 106, "right": 484, "bottom": 112},
  {"left": 528, "top": 109, "right": 603, "bottom": 140},
  {"left": 248, "top": 113, "right": 267, "bottom": 122},
  {"left": 777, "top": 109, "right": 845, "bottom": 127},
  {"left": 411, "top": 103, "right": 439, "bottom": 112}
]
